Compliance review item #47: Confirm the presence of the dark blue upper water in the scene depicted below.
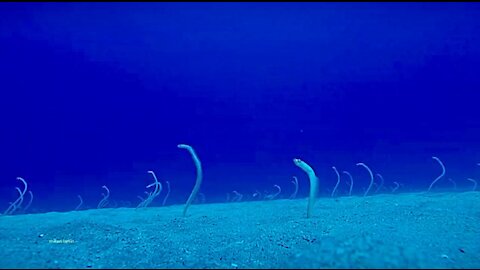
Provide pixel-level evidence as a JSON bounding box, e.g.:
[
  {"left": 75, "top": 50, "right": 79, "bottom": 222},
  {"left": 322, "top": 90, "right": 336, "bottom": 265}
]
[{"left": 1, "top": 2, "right": 479, "bottom": 212}]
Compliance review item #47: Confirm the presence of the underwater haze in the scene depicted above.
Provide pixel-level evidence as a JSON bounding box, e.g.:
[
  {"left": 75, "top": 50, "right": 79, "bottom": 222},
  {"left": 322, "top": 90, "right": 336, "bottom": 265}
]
[{"left": 0, "top": 2, "right": 479, "bottom": 269}]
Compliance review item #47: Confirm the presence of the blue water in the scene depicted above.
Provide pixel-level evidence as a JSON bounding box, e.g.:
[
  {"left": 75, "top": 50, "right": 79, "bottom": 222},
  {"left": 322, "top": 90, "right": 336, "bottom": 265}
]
[{"left": 1, "top": 2, "right": 479, "bottom": 213}]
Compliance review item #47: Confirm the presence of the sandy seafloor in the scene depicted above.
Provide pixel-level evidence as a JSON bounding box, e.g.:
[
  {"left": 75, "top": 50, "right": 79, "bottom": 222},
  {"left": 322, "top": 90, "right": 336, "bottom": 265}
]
[{"left": 0, "top": 191, "right": 478, "bottom": 269}]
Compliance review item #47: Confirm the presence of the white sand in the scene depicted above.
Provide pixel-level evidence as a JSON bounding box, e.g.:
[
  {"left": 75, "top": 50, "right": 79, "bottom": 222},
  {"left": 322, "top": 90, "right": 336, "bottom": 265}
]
[{"left": 0, "top": 191, "right": 478, "bottom": 268}]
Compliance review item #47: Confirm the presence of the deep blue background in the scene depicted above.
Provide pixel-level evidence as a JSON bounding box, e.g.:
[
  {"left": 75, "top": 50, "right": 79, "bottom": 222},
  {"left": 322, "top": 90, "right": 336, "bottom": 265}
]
[{"left": 1, "top": 2, "right": 479, "bottom": 212}]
